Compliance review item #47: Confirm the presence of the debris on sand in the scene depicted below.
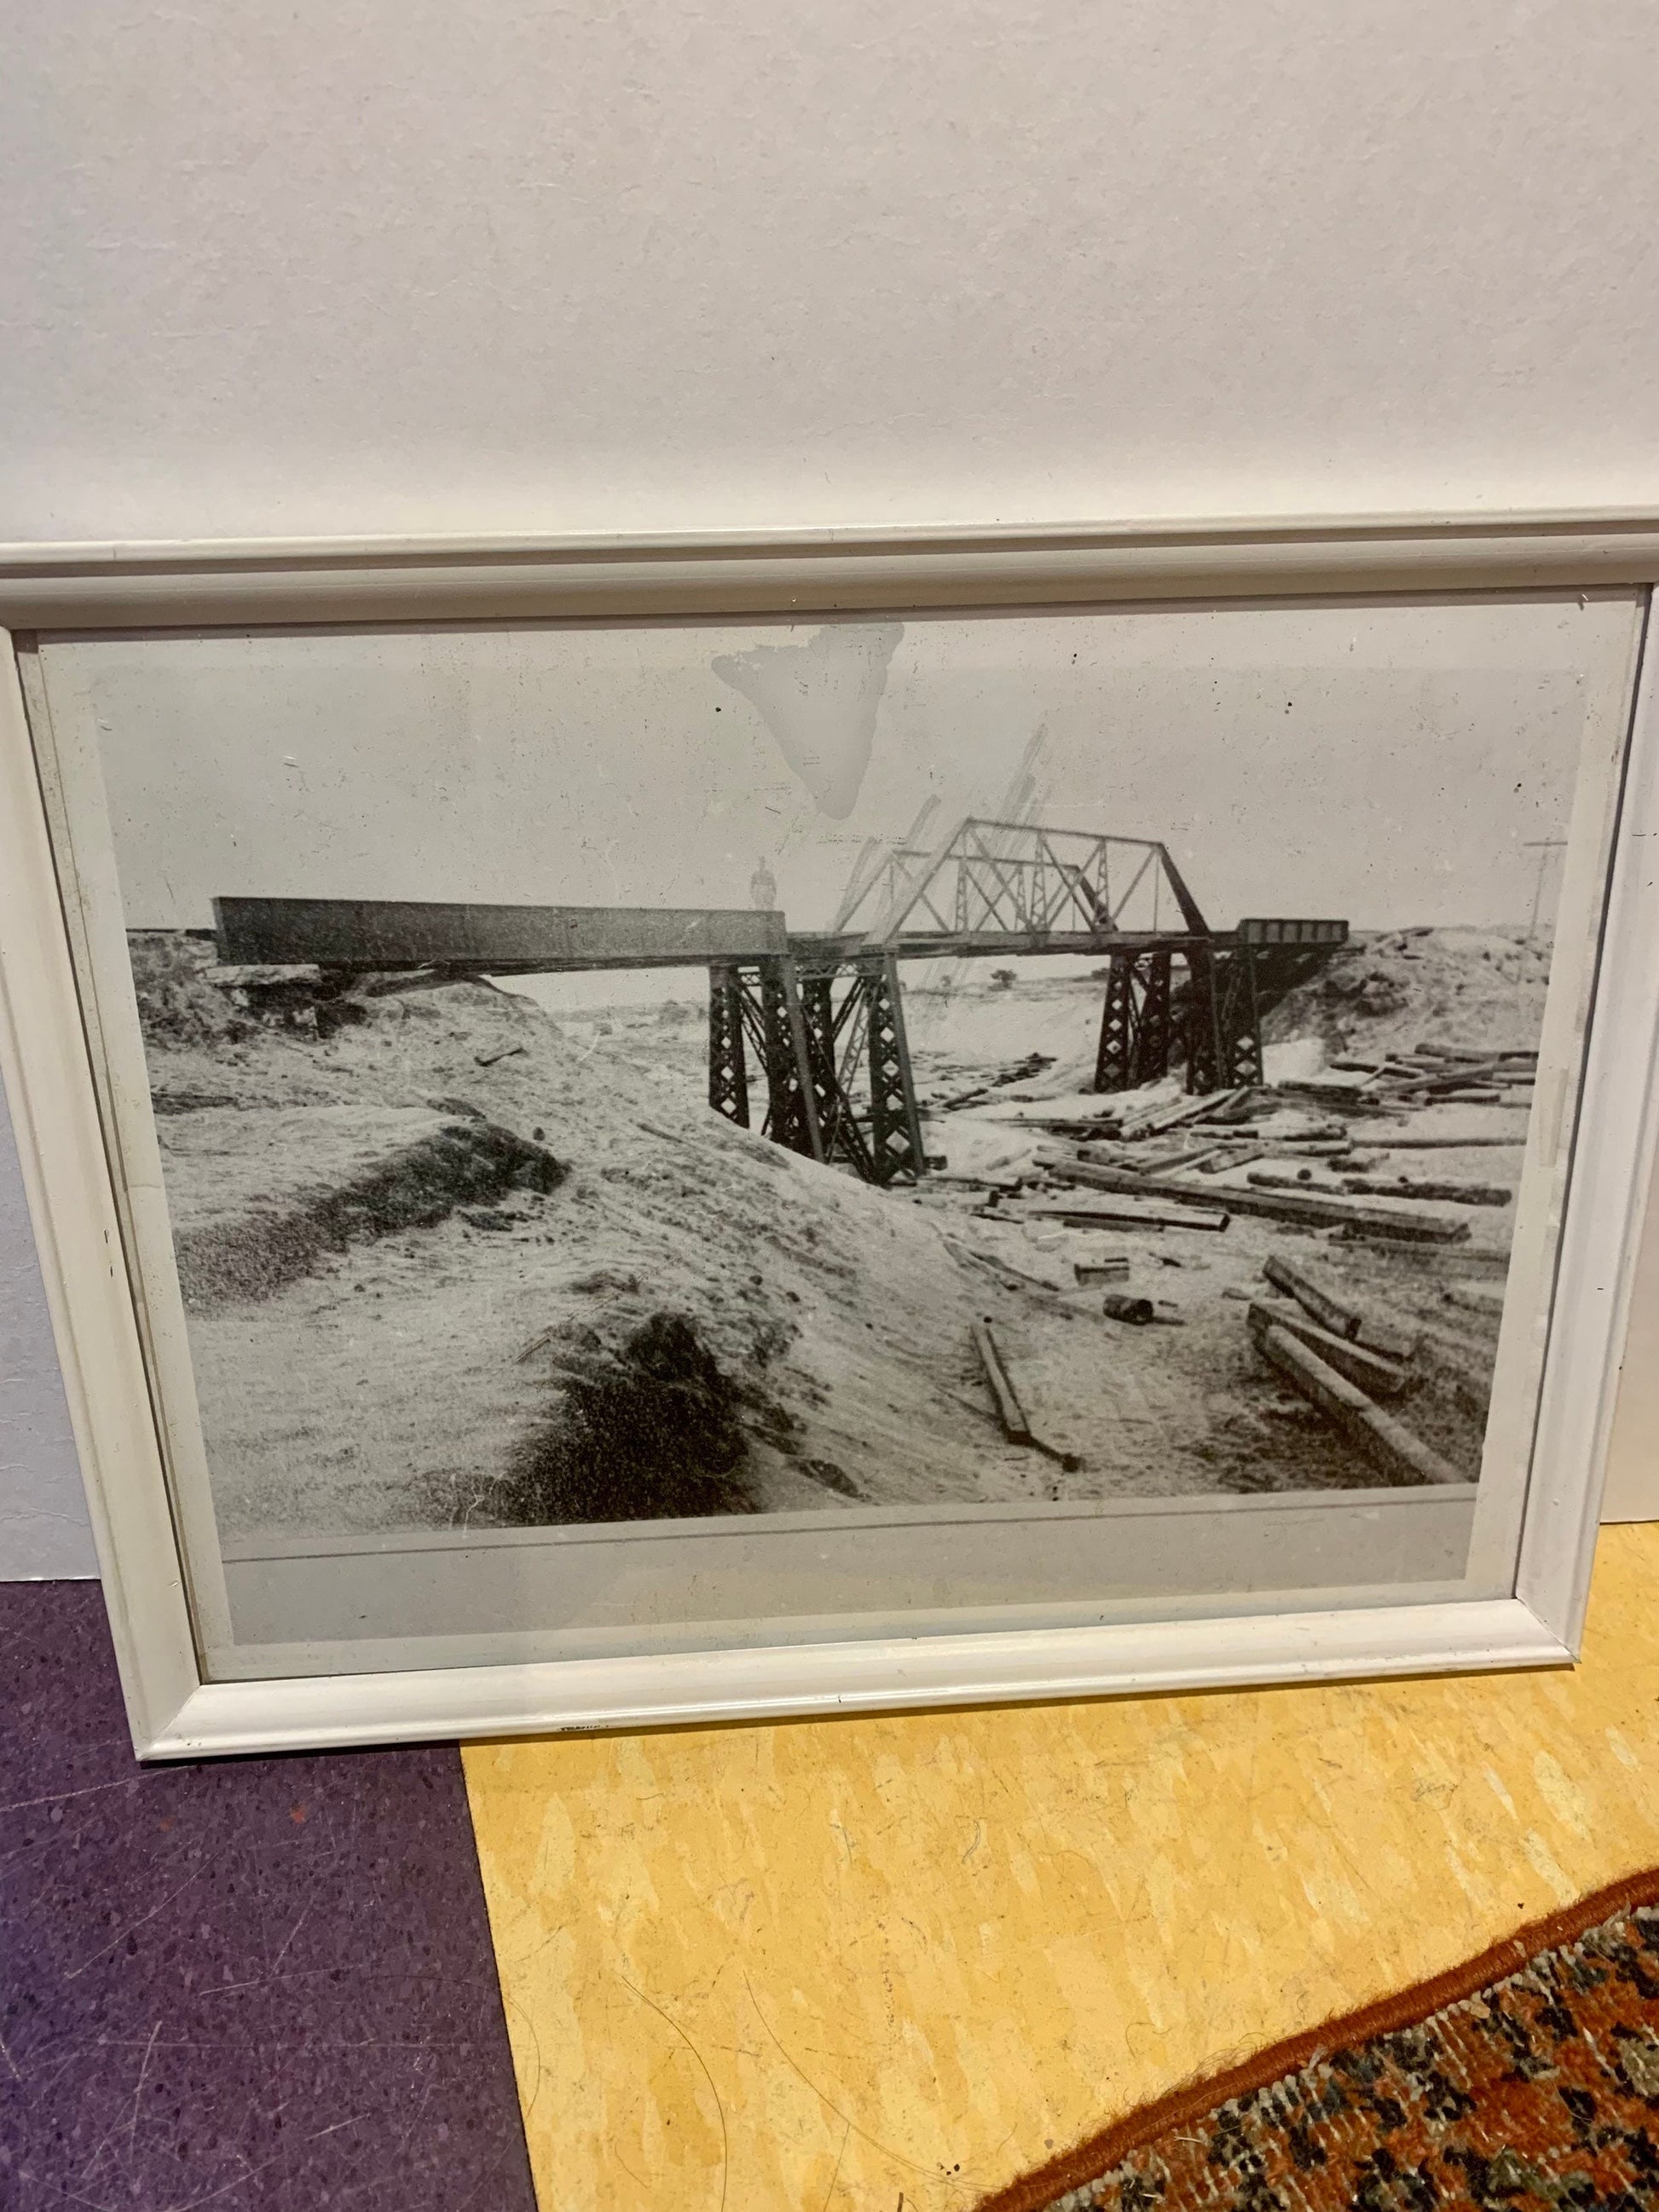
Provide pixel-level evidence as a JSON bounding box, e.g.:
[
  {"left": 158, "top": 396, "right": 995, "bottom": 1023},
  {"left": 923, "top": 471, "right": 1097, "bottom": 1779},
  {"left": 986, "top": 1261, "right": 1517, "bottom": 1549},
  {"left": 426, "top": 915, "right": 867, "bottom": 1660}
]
[
  {"left": 931, "top": 1052, "right": 1057, "bottom": 1113},
  {"left": 1251, "top": 1314, "right": 1462, "bottom": 1487},
  {"left": 1239, "top": 1248, "right": 1486, "bottom": 1478},
  {"left": 1246, "top": 1299, "right": 1411, "bottom": 1399},
  {"left": 970, "top": 1319, "right": 1082, "bottom": 1470},
  {"left": 1339, "top": 1172, "right": 1512, "bottom": 1207},
  {"left": 1032, "top": 1146, "right": 1471, "bottom": 1243}
]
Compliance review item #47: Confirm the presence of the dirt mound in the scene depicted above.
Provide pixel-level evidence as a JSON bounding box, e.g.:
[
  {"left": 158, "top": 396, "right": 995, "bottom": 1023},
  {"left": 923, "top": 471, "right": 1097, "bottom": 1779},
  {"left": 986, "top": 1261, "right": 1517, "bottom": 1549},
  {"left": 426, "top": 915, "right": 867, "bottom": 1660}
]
[
  {"left": 130, "top": 932, "right": 262, "bottom": 1050},
  {"left": 130, "top": 931, "right": 1031, "bottom": 1534},
  {"left": 172, "top": 1117, "right": 564, "bottom": 1307},
  {"left": 1263, "top": 927, "right": 1550, "bottom": 1058},
  {"left": 505, "top": 1308, "right": 752, "bottom": 1523}
]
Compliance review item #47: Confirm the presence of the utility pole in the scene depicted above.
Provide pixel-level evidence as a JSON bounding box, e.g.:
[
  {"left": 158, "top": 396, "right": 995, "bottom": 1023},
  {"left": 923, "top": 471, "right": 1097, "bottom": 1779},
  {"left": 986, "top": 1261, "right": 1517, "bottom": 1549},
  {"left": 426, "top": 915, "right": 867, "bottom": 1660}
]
[{"left": 1523, "top": 838, "right": 1569, "bottom": 944}]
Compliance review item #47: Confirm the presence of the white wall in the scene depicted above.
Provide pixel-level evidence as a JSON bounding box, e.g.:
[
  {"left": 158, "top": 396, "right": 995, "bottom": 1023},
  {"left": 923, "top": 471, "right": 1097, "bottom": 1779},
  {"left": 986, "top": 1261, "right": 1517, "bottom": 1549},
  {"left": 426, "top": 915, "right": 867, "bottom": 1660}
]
[
  {"left": 5, "top": 0, "right": 1659, "bottom": 1569},
  {"left": 7, "top": 0, "right": 1659, "bottom": 540}
]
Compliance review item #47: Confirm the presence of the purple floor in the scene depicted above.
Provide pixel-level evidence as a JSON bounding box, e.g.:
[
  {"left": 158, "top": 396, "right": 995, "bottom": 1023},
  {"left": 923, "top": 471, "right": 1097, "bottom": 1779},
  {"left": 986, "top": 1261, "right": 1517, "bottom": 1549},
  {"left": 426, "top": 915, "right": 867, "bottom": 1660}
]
[{"left": 1, "top": 1580, "right": 538, "bottom": 2210}]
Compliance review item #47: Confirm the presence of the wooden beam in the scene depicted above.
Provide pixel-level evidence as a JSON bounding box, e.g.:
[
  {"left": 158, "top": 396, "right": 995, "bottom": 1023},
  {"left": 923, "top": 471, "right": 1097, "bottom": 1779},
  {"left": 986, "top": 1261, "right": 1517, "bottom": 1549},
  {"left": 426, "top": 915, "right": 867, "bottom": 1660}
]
[
  {"left": 1255, "top": 1323, "right": 1462, "bottom": 1485},
  {"left": 1342, "top": 1174, "right": 1512, "bottom": 1207},
  {"left": 971, "top": 1320, "right": 1032, "bottom": 1445},
  {"left": 1263, "top": 1251, "right": 1418, "bottom": 1360},
  {"left": 969, "top": 1319, "right": 1084, "bottom": 1472},
  {"left": 1033, "top": 1147, "right": 1471, "bottom": 1242},
  {"left": 1263, "top": 1251, "right": 1361, "bottom": 1337},
  {"left": 1247, "top": 1299, "right": 1410, "bottom": 1398},
  {"left": 1350, "top": 1134, "right": 1528, "bottom": 1151},
  {"left": 1017, "top": 1195, "right": 1231, "bottom": 1232}
]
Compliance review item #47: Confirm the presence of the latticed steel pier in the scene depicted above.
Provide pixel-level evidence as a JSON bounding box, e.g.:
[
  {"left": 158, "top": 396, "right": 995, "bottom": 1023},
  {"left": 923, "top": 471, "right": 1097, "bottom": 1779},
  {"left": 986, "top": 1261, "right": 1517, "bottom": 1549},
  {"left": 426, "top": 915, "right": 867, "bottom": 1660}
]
[
  {"left": 1091, "top": 920, "right": 1350, "bottom": 1097},
  {"left": 706, "top": 950, "right": 925, "bottom": 1186}
]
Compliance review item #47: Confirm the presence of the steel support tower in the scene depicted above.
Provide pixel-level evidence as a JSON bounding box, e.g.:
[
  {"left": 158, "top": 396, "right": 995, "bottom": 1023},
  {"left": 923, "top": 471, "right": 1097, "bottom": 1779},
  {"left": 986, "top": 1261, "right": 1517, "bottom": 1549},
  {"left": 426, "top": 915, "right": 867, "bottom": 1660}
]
[{"left": 707, "top": 951, "right": 925, "bottom": 1186}]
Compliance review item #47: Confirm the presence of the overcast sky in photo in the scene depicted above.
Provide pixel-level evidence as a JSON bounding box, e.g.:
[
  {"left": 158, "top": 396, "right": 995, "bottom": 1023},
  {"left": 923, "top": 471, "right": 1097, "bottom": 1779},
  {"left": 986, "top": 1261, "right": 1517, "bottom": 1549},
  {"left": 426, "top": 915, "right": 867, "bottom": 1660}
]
[{"left": 47, "top": 597, "right": 1633, "bottom": 980}]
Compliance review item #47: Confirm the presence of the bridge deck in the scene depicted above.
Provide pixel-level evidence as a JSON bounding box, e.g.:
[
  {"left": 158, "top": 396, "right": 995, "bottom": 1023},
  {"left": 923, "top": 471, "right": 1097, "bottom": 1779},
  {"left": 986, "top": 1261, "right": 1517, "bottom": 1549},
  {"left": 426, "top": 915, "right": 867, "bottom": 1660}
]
[
  {"left": 789, "top": 930, "right": 1215, "bottom": 965},
  {"left": 211, "top": 898, "right": 1346, "bottom": 975}
]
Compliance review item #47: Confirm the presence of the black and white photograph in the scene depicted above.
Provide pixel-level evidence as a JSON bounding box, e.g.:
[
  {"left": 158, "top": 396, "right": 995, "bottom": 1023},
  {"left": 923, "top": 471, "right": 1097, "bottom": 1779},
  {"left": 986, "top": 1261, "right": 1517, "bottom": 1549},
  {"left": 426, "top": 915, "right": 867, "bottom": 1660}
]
[{"left": 37, "top": 596, "right": 1619, "bottom": 1567}]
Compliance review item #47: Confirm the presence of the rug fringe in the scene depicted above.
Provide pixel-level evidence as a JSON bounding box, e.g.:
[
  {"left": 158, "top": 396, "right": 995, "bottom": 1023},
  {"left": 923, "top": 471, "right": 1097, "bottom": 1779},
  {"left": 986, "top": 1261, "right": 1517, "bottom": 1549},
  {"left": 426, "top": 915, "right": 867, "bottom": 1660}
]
[{"left": 973, "top": 1863, "right": 1659, "bottom": 2212}]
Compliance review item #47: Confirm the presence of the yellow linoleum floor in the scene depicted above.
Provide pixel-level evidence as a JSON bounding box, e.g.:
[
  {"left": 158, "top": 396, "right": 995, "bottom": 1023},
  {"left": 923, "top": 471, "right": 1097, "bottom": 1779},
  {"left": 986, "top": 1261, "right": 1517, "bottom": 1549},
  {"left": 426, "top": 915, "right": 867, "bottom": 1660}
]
[{"left": 464, "top": 1522, "right": 1659, "bottom": 2212}]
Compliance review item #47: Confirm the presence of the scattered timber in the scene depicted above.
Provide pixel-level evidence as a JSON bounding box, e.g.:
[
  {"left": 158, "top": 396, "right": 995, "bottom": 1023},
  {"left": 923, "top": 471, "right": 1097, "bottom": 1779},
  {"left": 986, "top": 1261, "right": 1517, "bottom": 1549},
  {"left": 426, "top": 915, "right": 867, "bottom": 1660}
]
[
  {"left": 1247, "top": 1299, "right": 1411, "bottom": 1398},
  {"left": 1195, "top": 1085, "right": 1253, "bottom": 1123},
  {"left": 1350, "top": 1134, "right": 1526, "bottom": 1151},
  {"left": 1298, "top": 1042, "right": 1542, "bottom": 1121},
  {"left": 932, "top": 1060, "right": 1067, "bottom": 1115},
  {"left": 1255, "top": 1322, "right": 1462, "bottom": 1485},
  {"left": 1263, "top": 1251, "right": 1361, "bottom": 1338},
  {"left": 1331, "top": 1222, "right": 1479, "bottom": 1254},
  {"left": 1273, "top": 1080, "right": 1378, "bottom": 1107},
  {"left": 1074, "top": 1255, "right": 1130, "bottom": 1285},
  {"left": 1260, "top": 1252, "right": 1419, "bottom": 1360},
  {"left": 1442, "top": 1280, "right": 1506, "bottom": 1319},
  {"left": 989, "top": 1117, "right": 1121, "bottom": 1136},
  {"left": 1121, "top": 1093, "right": 1222, "bottom": 1141},
  {"left": 1272, "top": 1088, "right": 1401, "bottom": 1120},
  {"left": 1416, "top": 1043, "right": 1537, "bottom": 1064},
  {"left": 1130, "top": 1141, "right": 1210, "bottom": 1173},
  {"left": 1202, "top": 1099, "right": 1262, "bottom": 1129},
  {"left": 1247, "top": 1170, "right": 1344, "bottom": 1193},
  {"left": 1032, "top": 1148, "right": 1470, "bottom": 1242},
  {"left": 1136, "top": 1141, "right": 1233, "bottom": 1175},
  {"left": 1015, "top": 1195, "right": 1231, "bottom": 1232},
  {"left": 1101, "top": 1294, "right": 1156, "bottom": 1325},
  {"left": 1341, "top": 1174, "right": 1511, "bottom": 1207},
  {"left": 944, "top": 1237, "right": 1075, "bottom": 1302},
  {"left": 973, "top": 1318, "right": 1028, "bottom": 1439},
  {"left": 970, "top": 1319, "right": 1082, "bottom": 1470}
]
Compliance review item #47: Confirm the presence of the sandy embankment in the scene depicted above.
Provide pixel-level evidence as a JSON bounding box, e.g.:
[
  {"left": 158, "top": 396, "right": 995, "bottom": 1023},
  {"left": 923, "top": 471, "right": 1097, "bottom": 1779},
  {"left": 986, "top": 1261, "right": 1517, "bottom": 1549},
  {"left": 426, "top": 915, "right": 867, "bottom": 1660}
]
[{"left": 130, "top": 925, "right": 1542, "bottom": 1536}]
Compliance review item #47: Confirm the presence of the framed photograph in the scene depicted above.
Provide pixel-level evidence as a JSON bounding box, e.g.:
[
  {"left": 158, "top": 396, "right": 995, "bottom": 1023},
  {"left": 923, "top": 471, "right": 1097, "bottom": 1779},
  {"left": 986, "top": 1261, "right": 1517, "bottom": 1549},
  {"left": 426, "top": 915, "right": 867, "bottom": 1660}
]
[{"left": 3, "top": 517, "right": 1657, "bottom": 1759}]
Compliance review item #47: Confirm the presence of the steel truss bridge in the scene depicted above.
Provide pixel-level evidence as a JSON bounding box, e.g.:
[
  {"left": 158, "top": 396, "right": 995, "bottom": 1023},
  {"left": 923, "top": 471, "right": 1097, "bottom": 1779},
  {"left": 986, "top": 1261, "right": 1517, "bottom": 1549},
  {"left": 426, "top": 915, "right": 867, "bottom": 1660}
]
[{"left": 211, "top": 822, "right": 1345, "bottom": 1190}]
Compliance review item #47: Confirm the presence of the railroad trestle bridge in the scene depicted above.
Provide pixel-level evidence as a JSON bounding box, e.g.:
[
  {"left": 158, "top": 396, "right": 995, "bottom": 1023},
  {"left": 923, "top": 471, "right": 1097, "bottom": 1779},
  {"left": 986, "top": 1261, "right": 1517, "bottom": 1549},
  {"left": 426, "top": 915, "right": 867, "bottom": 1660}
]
[{"left": 212, "top": 817, "right": 1346, "bottom": 1190}]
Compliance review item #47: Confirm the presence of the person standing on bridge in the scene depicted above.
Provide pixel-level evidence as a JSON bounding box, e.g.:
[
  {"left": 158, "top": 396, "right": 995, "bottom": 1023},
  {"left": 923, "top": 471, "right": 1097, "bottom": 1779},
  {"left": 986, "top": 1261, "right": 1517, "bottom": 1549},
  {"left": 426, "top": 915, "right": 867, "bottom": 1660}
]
[{"left": 750, "top": 858, "right": 778, "bottom": 909}]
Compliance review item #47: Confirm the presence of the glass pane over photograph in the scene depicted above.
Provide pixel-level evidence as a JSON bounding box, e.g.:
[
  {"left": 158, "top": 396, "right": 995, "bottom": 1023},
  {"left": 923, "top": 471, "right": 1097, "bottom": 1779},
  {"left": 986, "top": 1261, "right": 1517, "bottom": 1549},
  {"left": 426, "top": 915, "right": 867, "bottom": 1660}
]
[{"left": 32, "top": 592, "right": 1640, "bottom": 1677}]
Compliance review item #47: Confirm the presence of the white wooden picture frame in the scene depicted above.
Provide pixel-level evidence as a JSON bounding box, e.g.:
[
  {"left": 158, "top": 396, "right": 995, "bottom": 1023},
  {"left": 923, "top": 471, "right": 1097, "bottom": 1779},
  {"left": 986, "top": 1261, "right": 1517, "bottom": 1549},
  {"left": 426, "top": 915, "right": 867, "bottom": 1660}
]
[{"left": 1, "top": 513, "right": 1656, "bottom": 1759}]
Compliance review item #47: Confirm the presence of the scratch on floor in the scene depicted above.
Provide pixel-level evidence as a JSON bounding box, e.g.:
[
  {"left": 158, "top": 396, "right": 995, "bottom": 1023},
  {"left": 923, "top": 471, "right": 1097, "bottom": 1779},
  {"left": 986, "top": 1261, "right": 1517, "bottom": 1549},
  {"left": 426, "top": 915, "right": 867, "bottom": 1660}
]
[
  {"left": 742, "top": 1969, "right": 976, "bottom": 2198},
  {"left": 63, "top": 1877, "right": 196, "bottom": 1982},
  {"left": 617, "top": 1971, "right": 730, "bottom": 2212}
]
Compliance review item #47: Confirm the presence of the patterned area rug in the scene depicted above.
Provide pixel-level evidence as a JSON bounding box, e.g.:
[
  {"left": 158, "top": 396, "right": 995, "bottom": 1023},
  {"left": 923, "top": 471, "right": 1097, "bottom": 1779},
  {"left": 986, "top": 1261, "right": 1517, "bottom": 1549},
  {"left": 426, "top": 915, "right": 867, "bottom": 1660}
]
[{"left": 978, "top": 1871, "right": 1659, "bottom": 2212}]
